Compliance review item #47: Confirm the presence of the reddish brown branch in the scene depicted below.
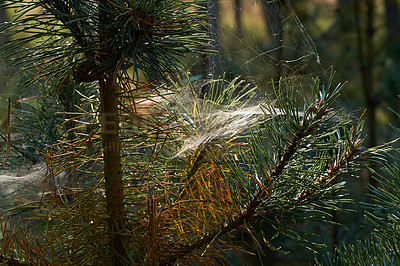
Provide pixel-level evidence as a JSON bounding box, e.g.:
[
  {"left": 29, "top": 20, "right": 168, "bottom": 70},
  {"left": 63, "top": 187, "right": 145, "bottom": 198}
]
[{"left": 295, "top": 137, "right": 362, "bottom": 201}]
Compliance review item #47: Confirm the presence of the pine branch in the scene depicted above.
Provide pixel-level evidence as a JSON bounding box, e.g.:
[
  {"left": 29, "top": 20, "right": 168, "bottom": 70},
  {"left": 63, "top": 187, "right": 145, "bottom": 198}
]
[
  {"left": 160, "top": 108, "right": 320, "bottom": 265},
  {"left": 44, "top": 0, "right": 88, "bottom": 48},
  {"left": 296, "top": 126, "right": 363, "bottom": 200}
]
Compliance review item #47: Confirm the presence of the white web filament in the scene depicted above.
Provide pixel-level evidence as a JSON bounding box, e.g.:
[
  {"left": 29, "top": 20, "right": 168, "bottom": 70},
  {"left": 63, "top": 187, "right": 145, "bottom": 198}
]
[{"left": 168, "top": 79, "right": 284, "bottom": 158}]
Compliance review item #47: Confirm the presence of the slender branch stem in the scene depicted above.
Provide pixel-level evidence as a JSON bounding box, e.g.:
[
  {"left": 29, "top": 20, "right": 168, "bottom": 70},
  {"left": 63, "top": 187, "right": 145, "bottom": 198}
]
[{"left": 354, "top": 0, "right": 377, "bottom": 186}]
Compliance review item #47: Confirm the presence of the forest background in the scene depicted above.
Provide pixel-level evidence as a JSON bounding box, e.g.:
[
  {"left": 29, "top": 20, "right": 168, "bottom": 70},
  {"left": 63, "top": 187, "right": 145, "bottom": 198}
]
[{"left": 0, "top": 0, "right": 399, "bottom": 265}]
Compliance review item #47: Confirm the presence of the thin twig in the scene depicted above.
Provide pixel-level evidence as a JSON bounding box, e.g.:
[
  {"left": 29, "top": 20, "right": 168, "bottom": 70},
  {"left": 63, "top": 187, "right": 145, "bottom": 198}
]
[{"left": 3, "top": 98, "right": 11, "bottom": 167}]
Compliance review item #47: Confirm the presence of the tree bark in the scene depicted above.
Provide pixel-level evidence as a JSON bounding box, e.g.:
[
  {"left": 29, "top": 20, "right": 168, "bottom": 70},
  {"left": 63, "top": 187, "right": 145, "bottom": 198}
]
[
  {"left": 98, "top": 1, "right": 127, "bottom": 264},
  {"left": 198, "top": 0, "right": 221, "bottom": 97},
  {"left": 384, "top": 0, "right": 400, "bottom": 126},
  {"left": 206, "top": 0, "right": 221, "bottom": 80},
  {"left": 384, "top": 0, "right": 400, "bottom": 37},
  {"left": 354, "top": 0, "right": 378, "bottom": 187},
  {"left": 234, "top": 0, "right": 244, "bottom": 39},
  {"left": 99, "top": 76, "right": 126, "bottom": 265},
  {"left": 262, "top": 0, "right": 284, "bottom": 81}
]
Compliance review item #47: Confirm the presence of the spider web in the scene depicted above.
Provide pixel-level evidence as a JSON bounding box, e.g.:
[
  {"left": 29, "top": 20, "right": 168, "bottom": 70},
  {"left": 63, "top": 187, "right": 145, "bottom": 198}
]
[
  {"left": 165, "top": 0, "right": 330, "bottom": 156},
  {"left": 187, "top": 0, "right": 327, "bottom": 90}
]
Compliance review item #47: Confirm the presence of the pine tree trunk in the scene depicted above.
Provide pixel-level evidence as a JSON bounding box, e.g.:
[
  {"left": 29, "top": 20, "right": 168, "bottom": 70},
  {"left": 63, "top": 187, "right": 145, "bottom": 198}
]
[
  {"left": 198, "top": 0, "right": 221, "bottom": 97},
  {"left": 99, "top": 75, "right": 126, "bottom": 265},
  {"left": 262, "top": 0, "right": 283, "bottom": 80},
  {"left": 206, "top": 0, "right": 221, "bottom": 80},
  {"left": 234, "top": 0, "right": 244, "bottom": 39},
  {"left": 384, "top": 0, "right": 400, "bottom": 37},
  {"left": 354, "top": 0, "right": 377, "bottom": 186},
  {"left": 97, "top": 0, "right": 127, "bottom": 263},
  {"left": 384, "top": 0, "right": 400, "bottom": 126}
]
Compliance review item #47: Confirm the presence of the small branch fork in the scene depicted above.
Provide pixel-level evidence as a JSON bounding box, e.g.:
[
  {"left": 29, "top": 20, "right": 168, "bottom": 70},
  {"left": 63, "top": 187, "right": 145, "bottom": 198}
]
[
  {"left": 159, "top": 100, "right": 347, "bottom": 265},
  {"left": 296, "top": 125, "right": 363, "bottom": 200}
]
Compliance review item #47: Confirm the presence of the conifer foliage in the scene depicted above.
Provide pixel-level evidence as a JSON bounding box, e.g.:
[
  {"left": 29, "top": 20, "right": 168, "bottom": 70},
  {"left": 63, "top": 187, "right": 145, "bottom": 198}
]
[{"left": 0, "top": 1, "right": 386, "bottom": 265}]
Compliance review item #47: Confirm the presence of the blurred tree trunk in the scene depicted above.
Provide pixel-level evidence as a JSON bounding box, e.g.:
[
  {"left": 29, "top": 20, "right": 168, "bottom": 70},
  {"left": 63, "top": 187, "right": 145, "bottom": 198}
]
[
  {"left": 0, "top": 9, "right": 10, "bottom": 95},
  {"left": 205, "top": 0, "right": 221, "bottom": 80},
  {"left": 336, "top": 0, "right": 353, "bottom": 31},
  {"left": 261, "top": 0, "right": 283, "bottom": 81},
  {"left": 384, "top": 0, "right": 400, "bottom": 36},
  {"left": 354, "top": 0, "right": 378, "bottom": 187},
  {"left": 199, "top": 0, "right": 221, "bottom": 97},
  {"left": 334, "top": 0, "right": 364, "bottom": 253},
  {"left": 234, "top": 0, "right": 244, "bottom": 39},
  {"left": 384, "top": 0, "right": 400, "bottom": 126}
]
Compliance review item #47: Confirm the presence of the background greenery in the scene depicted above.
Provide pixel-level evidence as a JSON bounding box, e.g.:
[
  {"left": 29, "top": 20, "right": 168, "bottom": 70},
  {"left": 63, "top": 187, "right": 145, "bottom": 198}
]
[{"left": 0, "top": 0, "right": 399, "bottom": 265}]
